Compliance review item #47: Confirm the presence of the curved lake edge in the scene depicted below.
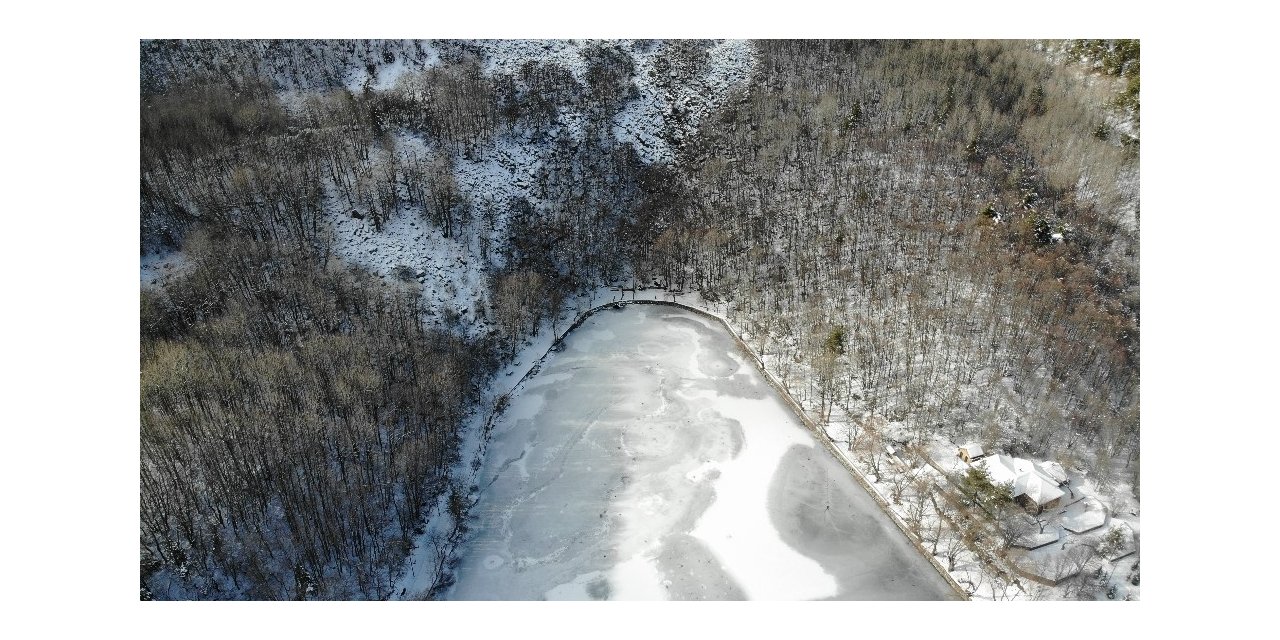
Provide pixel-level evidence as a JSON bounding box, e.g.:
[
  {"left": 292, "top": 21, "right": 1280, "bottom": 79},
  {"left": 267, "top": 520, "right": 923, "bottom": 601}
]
[{"left": 468, "top": 296, "right": 968, "bottom": 600}]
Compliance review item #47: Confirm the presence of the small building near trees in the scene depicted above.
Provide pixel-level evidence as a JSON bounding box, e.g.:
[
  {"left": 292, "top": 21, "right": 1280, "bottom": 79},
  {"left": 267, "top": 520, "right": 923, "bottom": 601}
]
[{"left": 957, "top": 443, "right": 986, "bottom": 463}]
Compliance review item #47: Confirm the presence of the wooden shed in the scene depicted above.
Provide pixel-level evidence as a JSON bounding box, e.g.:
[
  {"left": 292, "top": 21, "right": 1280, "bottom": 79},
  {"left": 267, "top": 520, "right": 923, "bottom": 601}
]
[{"left": 958, "top": 443, "right": 985, "bottom": 463}]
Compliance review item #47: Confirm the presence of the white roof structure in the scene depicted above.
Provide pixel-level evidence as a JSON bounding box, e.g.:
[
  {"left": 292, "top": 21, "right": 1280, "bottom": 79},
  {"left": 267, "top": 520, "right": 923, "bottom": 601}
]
[
  {"left": 981, "top": 454, "right": 1022, "bottom": 484},
  {"left": 979, "top": 454, "right": 1066, "bottom": 506},
  {"left": 1035, "top": 460, "right": 1069, "bottom": 485},
  {"left": 1014, "top": 470, "right": 1065, "bottom": 506},
  {"left": 959, "top": 443, "right": 984, "bottom": 457}
]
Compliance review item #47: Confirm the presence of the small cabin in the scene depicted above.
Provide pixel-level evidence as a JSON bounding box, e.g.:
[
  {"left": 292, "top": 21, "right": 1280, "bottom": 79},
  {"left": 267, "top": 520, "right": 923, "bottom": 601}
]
[{"left": 957, "top": 443, "right": 986, "bottom": 463}]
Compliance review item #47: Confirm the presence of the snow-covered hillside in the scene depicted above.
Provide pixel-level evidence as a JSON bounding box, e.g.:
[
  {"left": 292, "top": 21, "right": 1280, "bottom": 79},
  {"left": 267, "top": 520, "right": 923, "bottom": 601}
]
[
  {"left": 614, "top": 39, "right": 755, "bottom": 164},
  {"left": 312, "top": 39, "right": 755, "bottom": 333}
]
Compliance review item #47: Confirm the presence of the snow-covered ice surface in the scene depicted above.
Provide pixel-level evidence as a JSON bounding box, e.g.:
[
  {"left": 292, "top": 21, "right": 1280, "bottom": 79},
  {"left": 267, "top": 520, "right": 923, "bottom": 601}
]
[{"left": 446, "top": 305, "right": 957, "bottom": 600}]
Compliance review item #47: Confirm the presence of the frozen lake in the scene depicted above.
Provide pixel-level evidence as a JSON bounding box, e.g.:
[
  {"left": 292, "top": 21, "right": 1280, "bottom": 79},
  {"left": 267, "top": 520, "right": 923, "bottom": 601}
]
[{"left": 448, "top": 304, "right": 958, "bottom": 600}]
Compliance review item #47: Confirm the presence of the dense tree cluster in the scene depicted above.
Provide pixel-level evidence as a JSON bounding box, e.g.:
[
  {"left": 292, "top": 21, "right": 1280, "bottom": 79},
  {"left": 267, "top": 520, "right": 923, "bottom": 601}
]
[
  {"left": 629, "top": 40, "right": 1139, "bottom": 491},
  {"left": 1067, "top": 39, "right": 1139, "bottom": 117},
  {"left": 140, "top": 59, "right": 505, "bottom": 597},
  {"left": 141, "top": 235, "right": 497, "bottom": 599}
]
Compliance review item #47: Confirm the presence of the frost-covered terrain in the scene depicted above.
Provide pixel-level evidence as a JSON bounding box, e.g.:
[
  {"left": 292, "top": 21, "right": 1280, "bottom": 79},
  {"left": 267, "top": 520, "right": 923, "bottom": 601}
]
[
  {"left": 314, "top": 39, "right": 755, "bottom": 336},
  {"left": 446, "top": 305, "right": 957, "bottom": 600},
  {"left": 611, "top": 39, "right": 754, "bottom": 164},
  {"left": 140, "top": 248, "right": 188, "bottom": 289}
]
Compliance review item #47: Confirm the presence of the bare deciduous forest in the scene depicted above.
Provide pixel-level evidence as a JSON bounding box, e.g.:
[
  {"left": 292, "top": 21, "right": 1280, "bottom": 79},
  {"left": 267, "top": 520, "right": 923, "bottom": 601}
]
[{"left": 140, "top": 39, "right": 1138, "bottom": 600}]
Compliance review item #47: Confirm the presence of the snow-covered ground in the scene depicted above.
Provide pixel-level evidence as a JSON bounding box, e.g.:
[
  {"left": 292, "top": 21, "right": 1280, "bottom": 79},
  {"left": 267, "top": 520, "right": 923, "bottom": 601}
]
[
  {"left": 312, "top": 39, "right": 756, "bottom": 335},
  {"left": 337, "top": 41, "right": 442, "bottom": 93},
  {"left": 326, "top": 197, "right": 492, "bottom": 334},
  {"left": 140, "top": 249, "right": 188, "bottom": 289},
  {"left": 466, "top": 39, "right": 594, "bottom": 84},
  {"left": 614, "top": 40, "right": 755, "bottom": 164},
  {"left": 440, "top": 304, "right": 956, "bottom": 600}
]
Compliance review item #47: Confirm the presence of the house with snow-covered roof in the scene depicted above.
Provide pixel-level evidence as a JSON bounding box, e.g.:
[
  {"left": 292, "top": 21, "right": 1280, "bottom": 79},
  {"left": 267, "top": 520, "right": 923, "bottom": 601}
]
[{"left": 978, "top": 454, "right": 1066, "bottom": 513}]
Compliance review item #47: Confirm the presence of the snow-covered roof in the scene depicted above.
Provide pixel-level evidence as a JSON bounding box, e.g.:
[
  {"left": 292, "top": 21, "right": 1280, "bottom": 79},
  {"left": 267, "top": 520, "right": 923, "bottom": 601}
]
[
  {"left": 959, "top": 443, "right": 984, "bottom": 457},
  {"left": 1013, "top": 471, "right": 1065, "bottom": 506},
  {"left": 1035, "top": 461, "right": 1069, "bottom": 485},
  {"left": 981, "top": 454, "right": 1021, "bottom": 485},
  {"left": 979, "top": 454, "right": 1066, "bottom": 506}
]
